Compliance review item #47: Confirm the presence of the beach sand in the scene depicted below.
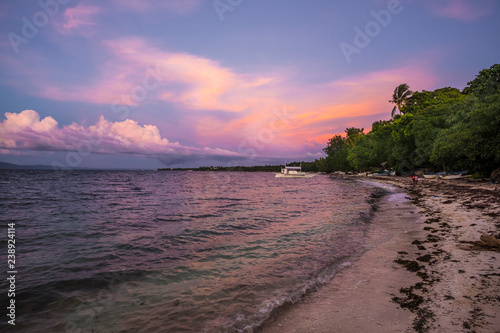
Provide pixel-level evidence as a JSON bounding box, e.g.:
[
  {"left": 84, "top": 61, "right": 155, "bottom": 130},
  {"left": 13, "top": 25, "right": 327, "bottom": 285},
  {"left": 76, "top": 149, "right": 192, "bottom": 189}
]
[{"left": 258, "top": 176, "right": 500, "bottom": 333}]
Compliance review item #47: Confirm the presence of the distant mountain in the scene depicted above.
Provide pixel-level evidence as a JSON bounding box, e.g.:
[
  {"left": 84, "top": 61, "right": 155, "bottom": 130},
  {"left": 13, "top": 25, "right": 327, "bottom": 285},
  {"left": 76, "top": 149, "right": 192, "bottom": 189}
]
[
  {"left": 0, "top": 162, "right": 151, "bottom": 171},
  {"left": 0, "top": 162, "right": 55, "bottom": 170}
]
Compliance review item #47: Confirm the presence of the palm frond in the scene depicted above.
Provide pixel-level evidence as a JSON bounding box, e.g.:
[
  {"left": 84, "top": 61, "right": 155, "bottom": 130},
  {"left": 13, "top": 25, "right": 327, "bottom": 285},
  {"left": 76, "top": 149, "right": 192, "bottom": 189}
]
[
  {"left": 390, "top": 83, "right": 412, "bottom": 117},
  {"left": 391, "top": 105, "right": 397, "bottom": 118}
]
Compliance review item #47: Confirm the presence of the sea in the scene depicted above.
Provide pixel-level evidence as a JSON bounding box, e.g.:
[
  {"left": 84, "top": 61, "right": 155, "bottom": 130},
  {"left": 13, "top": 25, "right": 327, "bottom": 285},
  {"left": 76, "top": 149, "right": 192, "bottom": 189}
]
[{"left": 0, "top": 170, "right": 409, "bottom": 332}]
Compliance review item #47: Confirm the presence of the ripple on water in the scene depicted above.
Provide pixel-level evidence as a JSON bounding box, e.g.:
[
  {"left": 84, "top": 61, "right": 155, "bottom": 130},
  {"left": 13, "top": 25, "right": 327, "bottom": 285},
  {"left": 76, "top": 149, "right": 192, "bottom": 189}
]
[{"left": 1, "top": 170, "right": 381, "bottom": 332}]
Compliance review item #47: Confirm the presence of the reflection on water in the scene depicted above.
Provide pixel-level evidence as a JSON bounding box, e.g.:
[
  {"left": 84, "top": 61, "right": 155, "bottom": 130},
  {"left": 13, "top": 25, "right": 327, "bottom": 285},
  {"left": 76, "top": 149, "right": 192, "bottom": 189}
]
[{"left": 0, "top": 170, "right": 378, "bottom": 332}]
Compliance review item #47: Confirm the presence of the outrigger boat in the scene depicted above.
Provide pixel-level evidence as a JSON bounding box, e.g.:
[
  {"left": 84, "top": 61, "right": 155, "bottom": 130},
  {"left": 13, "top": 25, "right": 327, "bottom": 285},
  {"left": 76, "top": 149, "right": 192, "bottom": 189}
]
[
  {"left": 426, "top": 171, "right": 466, "bottom": 180},
  {"left": 424, "top": 172, "right": 448, "bottom": 179},
  {"left": 439, "top": 173, "right": 462, "bottom": 180},
  {"left": 275, "top": 163, "right": 316, "bottom": 178},
  {"left": 367, "top": 170, "right": 396, "bottom": 177},
  {"left": 423, "top": 173, "right": 440, "bottom": 179}
]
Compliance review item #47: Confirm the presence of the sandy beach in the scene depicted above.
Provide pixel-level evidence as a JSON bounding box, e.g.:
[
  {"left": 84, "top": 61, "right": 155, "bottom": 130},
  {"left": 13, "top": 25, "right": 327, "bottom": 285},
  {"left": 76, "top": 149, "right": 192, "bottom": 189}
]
[{"left": 258, "top": 176, "right": 500, "bottom": 333}]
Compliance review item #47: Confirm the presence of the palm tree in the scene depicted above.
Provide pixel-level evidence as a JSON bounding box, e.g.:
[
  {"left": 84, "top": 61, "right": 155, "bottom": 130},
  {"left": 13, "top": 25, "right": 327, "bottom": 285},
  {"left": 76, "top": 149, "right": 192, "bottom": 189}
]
[{"left": 389, "top": 83, "right": 412, "bottom": 118}]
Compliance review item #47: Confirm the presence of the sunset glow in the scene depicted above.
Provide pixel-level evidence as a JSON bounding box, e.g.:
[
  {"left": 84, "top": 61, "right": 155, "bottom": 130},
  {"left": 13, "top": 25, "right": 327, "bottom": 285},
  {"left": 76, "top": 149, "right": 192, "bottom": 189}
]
[{"left": 1, "top": 0, "right": 498, "bottom": 168}]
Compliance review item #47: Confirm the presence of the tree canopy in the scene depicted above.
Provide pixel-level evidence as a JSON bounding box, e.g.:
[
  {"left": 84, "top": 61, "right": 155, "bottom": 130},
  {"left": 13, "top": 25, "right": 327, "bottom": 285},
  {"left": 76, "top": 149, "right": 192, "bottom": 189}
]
[{"left": 311, "top": 64, "right": 500, "bottom": 176}]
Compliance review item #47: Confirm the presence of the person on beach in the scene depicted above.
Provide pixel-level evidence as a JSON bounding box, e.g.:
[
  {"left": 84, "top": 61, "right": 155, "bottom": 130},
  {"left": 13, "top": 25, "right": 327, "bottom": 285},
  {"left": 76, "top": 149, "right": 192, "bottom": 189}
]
[{"left": 412, "top": 175, "right": 418, "bottom": 184}]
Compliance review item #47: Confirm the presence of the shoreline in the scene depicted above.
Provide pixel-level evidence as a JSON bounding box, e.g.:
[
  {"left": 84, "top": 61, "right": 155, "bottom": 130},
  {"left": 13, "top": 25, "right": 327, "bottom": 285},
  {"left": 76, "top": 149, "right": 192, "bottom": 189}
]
[{"left": 258, "top": 176, "right": 500, "bottom": 333}]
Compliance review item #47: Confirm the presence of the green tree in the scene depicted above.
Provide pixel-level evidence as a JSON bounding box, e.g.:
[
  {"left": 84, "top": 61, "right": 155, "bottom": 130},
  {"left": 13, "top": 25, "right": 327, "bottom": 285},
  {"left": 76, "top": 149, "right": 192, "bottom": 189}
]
[
  {"left": 347, "top": 135, "right": 373, "bottom": 171},
  {"left": 369, "top": 120, "right": 394, "bottom": 167},
  {"left": 410, "top": 88, "right": 464, "bottom": 167},
  {"left": 325, "top": 149, "right": 350, "bottom": 172},
  {"left": 322, "top": 128, "right": 364, "bottom": 172},
  {"left": 389, "top": 114, "right": 416, "bottom": 172},
  {"left": 404, "top": 88, "right": 463, "bottom": 115},
  {"left": 323, "top": 135, "right": 350, "bottom": 172},
  {"left": 389, "top": 83, "right": 412, "bottom": 118},
  {"left": 463, "top": 64, "right": 500, "bottom": 98},
  {"left": 431, "top": 94, "right": 500, "bottom": 174},
  {"left": 344, "top": 127, "right": 364, "bottom": 147},
  {"left": 323, "top": 135, "right": 345, "bottom": 156},
  {"left": 315, "top": 157, "right": 328, "bottom": 172},
  {"left": 318, "top": 64, "right": 499, "bottom": 175}
]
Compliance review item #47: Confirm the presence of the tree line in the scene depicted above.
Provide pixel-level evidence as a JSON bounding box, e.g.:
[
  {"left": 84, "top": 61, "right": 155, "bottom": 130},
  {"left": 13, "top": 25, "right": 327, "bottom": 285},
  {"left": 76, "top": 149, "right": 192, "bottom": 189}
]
[
  {"left": 159, "top": 165, "right": 284, "bottom": 172},
  {"left": 306, "top": 64, "right": 500, "bottom": 176}
]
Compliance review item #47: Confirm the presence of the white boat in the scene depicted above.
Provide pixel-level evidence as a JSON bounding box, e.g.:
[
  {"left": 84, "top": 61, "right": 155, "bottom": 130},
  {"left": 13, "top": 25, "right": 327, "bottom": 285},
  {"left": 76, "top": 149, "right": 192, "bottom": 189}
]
[
  {"left": 425, "top": 172, "right": 447, "bottom": 179},
  {"left": 368, "top": 170, "right": 396, "bottom": 177},
  {"left": 439, "top": 174, "right": 462, "bottom": 180},
  {"left": 275, "top": 164, "right": 316, "bottom": 178}
]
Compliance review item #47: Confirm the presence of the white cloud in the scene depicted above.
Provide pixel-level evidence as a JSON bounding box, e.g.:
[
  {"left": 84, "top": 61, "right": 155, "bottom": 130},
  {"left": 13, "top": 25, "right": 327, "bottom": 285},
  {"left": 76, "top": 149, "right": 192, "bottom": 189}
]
[
  {"left": 0, "top": 110, "right": 243, "bottom": 161},
  {"left": 54, "top": 3, "right": 102, "bottom": 35}
]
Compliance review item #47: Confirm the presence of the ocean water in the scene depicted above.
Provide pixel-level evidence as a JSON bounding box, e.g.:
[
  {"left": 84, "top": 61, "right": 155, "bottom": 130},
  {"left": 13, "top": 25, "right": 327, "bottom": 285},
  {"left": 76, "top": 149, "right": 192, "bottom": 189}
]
[{"left": 1, "top": 170, "right": 383, "bottom": 332}]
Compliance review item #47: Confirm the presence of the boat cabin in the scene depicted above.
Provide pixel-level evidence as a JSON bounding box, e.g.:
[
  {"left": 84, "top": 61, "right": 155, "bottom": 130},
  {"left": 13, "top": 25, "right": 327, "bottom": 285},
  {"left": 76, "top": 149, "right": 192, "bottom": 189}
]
[{"left": 281, "top": 166, "right": 302, "bottom": 175}]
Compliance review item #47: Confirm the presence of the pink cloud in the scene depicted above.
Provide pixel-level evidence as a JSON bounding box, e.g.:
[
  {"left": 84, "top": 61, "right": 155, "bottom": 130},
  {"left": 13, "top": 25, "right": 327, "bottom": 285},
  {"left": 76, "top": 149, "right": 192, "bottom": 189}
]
[
  {"left": 36, "top": 37, "right": 281, "bottom": 112},
  {"left": 140, "top": 64, "right": 437, "bottom": 159},
  {"left": 113, "top": 0, "right": 202, "bottom": 14},
  {"left": 0, "top": 110, "right": 243, "bottom": 160},
  {"left": 55, "top": 4, "right": 102, "bottom": 35},
  {"left": 195, "top": 66, "right": 437, "bottom": 156},
  {"left": 426, "top": 0, "right": 494, "bottom": 21},
  {"left": 287, "top": 66, "right": 435, "bottom": 139},
  {"left": 103, "top": 38, "right": 282, "bottom": 112},
  {"left": 0, "top": 34, "right": 439, "bottom": 159}
]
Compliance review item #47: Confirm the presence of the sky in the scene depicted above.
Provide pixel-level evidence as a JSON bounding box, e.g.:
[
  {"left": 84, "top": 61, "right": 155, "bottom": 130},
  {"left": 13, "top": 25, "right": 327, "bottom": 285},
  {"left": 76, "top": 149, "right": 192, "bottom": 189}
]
[{"left": 0, "top": 0, "right": 499, "bottom": 169}]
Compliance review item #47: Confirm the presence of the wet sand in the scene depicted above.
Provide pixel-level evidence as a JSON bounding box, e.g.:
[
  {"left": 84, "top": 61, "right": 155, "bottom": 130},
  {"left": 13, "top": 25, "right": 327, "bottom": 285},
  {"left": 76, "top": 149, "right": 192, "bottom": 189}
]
[{"left": 259, "top": 176, "right": 500, "bottom": 333}]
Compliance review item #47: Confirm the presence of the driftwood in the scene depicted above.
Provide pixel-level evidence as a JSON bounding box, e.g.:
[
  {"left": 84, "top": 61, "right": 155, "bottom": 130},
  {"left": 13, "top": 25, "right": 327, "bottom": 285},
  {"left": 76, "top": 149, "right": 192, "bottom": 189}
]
[
  {"left": 458, "top": 234, "right": 500, "bottom": 252},
  {"left": 475, "top": 234, "right": 500, "bottom": 248}
]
